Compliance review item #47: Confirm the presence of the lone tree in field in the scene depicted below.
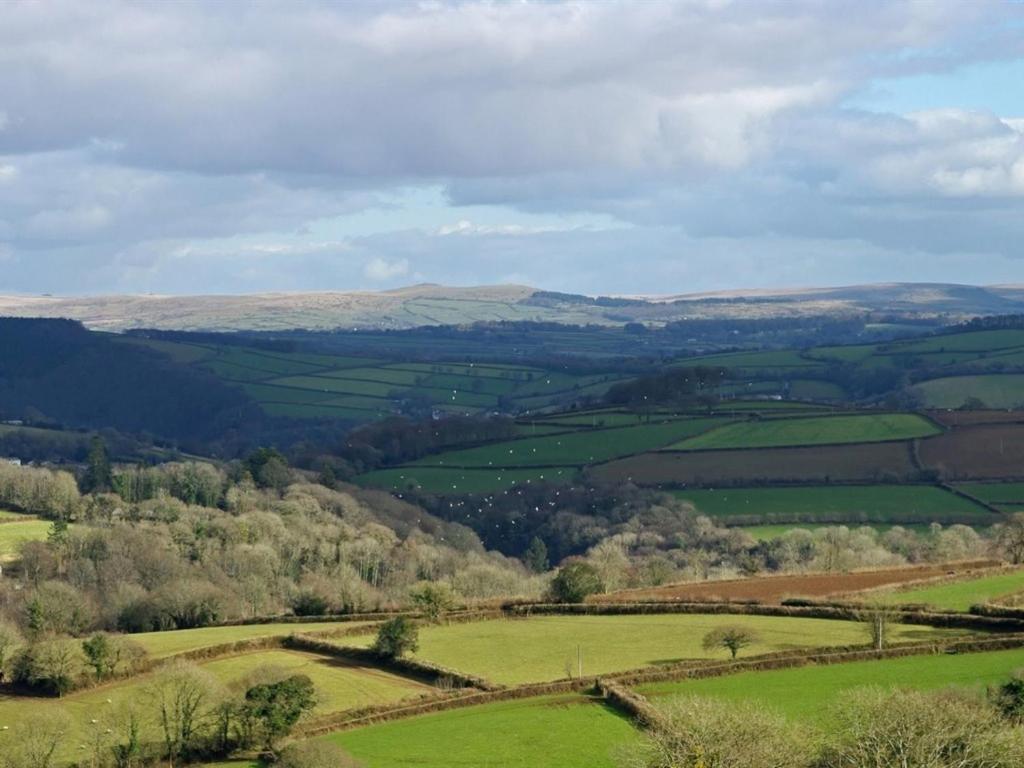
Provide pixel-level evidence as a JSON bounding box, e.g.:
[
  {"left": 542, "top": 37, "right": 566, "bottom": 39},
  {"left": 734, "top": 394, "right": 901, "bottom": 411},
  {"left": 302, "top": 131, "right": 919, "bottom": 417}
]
[
  {"left": 701, "top": 626, "right": 759, "bottom": 659},
  {"left": 859, "top": 604, "right": 900, "bottom": 651},
  {"left": 373, "top": 617, "right": 419, "bottom": 660}
]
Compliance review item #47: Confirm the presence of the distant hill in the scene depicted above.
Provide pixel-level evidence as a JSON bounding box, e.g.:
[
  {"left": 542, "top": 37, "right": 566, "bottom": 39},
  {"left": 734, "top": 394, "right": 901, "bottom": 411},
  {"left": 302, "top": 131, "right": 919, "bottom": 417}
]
[{"left": 2, "top": 282, "right": 1023, "bottom": 332}]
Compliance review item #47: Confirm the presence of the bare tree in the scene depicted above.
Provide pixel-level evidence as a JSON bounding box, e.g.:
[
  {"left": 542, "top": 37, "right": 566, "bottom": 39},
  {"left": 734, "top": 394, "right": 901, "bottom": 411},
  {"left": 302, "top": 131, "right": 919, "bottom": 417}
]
[
  {"left": 145, "top": 660, "right": 224, "bottom": 765},
  {"left": 701, "top": 626, "right": 759, "bottom": 659},
  {"left": 859, "top": 603, "right": 901, "bottom": 651}
]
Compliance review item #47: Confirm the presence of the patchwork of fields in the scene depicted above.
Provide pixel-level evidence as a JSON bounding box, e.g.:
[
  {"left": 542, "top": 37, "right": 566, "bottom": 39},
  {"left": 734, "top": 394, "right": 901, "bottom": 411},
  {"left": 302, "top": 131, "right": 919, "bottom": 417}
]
[
  {"left": 671, "top": 485, "right": 994, "bottom": 526},
  {"left": 340, "top": 614, "right": 958, "bottom": 685},
  {"left": 118, "top": 337, "right": 628, "bottom": 420},
  {"left": 637, "top": 645, "right": 1024, "bottom": 722}
]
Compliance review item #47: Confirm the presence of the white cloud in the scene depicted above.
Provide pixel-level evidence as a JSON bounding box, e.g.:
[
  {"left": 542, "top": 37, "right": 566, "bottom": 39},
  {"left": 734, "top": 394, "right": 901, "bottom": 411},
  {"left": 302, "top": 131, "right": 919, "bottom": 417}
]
[
  {"left": 363, "top": 257, "right": 410, "bottom": 281},
  {"left": 0, "top": 2, "right": 1021, "bottom": 293}
]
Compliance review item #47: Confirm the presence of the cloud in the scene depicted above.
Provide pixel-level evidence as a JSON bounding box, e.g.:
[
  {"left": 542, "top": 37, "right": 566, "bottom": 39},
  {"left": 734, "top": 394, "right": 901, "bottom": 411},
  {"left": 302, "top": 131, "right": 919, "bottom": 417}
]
[
  {"left": 0, "top": 2, "right": 1021, "bottom": 294},
  {"left": 363, "top": 257, "right": 410, "bottom": 281}
]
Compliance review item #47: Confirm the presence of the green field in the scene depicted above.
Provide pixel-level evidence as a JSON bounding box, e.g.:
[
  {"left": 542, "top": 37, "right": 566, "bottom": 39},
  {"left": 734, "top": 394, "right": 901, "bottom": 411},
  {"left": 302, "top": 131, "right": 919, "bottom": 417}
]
[
  {"left": 131, "top": 620, "right": 376, "bottom": 658},
  {"left": 329, "top": 694, "right": 637, "bottom": 768},
  {"left": 0, "top": 518, "right": 52, "bottom": 561},
  {"left": 0, "top": 647, "right": 421, "bottom": 763},
  {"left": 342, "top": 615, "right": 956, "bottom": 686},
  {"left": 408, "top": 418, "right": 730, "bottom": 469},
  {"left": 882, "top": 569, "right": 1024, "bottom": 611},
  {"left": 671, "top": 485, "right": 992, "bottom": 525},
  {"left": 201, "top": 650, "right": 428, "bottom": 714},
  {"left": 637, "top": 645, "right": 1024, "bottom": 722},
  {"left": 667, "top": 413, "right": 940, "bottom": 451},
  {"left": 957, "top": 482, "right": 1024, "bottom": 503},
  {"left": 739, "top": 523, "right": 930, "bottom": 540},
  {"left": 355, "top": 466, "right": 578, "bottom": 494},
  {"left": 912, "top": 375, "right": 1024, "bottom": 409}
]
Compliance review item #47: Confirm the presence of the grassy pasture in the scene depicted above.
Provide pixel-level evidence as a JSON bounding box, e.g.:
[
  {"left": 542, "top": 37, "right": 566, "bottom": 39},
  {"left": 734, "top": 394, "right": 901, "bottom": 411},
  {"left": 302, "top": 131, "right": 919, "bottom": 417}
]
[
  {"left": 355, "top": 466, "right": 577, "bottom": 494},
  {"left": 684, "top": 349, "right": 824, "bottom": 370},
  {"left": 671, "top": 485, "right": 991, "bottom": 525},
  {"left": 667, "top": 413, "right": 940, "bottom": 451},
  {"left": 739, "top": 523, "right": 930, "bottom": 540},
  {"left": 130, "top": 621, "right": 376, "bottom": 658},
  {"left": 637, "top": 645, "right": 1024, "bottom": 722},
  {"left": 912, "top": 375, "right": 1024, "bottom": 409},
  {"left": 410, "top": 418, "right": 731, "bottom": 469},
  {"left": 341, "top": 615, "right": 956, "bottom": 686},
  {"left": 328, "top": 694, "right": 637, "bottom": 768},
  {"left": 0, "top": 647, "right": 421, "bottom": 763},
  {"left": 881, "top": 568, "right": 1024, "bottom": 612},
  {"left": 956, "top": 482, "right": 1024, "bottom": 504},
  {"left": 201, "top": 649, "right": 429, "bottom": 714},
  {"left": 891, "top": 329, "right": 1024, "bottom": 354},
  {"left": 0, "top": 518, "right": 52, "bottom": 561}
]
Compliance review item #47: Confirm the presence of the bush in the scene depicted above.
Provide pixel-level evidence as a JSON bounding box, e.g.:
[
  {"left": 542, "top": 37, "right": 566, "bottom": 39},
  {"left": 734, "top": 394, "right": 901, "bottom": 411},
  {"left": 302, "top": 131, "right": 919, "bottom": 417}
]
[
  {"left": 548, "top": 561, "right": 603, "bottom": 603},
  {"left": 373, "top": 617, "right": 419, "bottom": 660},
  {"left": 624, "top": 695, "right": 811, "bottom": 768}
]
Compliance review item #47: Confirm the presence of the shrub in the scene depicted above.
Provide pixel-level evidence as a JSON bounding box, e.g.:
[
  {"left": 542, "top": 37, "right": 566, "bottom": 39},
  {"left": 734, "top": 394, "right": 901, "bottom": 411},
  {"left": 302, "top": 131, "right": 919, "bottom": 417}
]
[
  {"left": 624, "top": 695, "right": 811, "bottom": 768},
  {"left": 548, "top": 561, "right": 603, "bottom": 603},
  {"left": 373, "top": 617, "right": 419, "bottom": 660},
  {"left": 277, "top": 741, "right": 362, "bottom": 768},
  {"left": 409, "top": 582, "right": 457, "bottom": 622}
]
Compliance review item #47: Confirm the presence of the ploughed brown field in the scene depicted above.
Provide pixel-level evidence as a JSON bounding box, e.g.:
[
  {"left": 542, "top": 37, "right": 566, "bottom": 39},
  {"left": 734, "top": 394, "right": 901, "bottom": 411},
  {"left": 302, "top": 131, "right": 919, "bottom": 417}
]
[
  {"left": 592, "top": 441, "right": 918, "bottom": 486},
  {"left": 592, "top": 560, "right": 999, "bottom": 604},
  {"left": 927, "top": 410, "right": 1024, "bottom": 428},
  {"left": 919, "top": 424, "right": 1024, "bottom": 480}
]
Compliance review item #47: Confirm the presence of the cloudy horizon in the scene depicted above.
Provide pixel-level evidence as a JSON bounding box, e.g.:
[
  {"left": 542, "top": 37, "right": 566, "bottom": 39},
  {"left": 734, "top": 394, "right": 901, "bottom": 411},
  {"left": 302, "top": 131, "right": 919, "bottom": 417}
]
[{"left": 1, "top": 1, "right": 1023, "bottom": 296}]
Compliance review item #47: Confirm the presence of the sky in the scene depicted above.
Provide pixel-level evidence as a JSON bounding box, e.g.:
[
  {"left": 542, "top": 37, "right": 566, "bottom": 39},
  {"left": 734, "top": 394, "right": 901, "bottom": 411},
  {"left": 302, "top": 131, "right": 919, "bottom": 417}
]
[{"left": 1, "top": 1, "right": 1023, "bottom": 296}]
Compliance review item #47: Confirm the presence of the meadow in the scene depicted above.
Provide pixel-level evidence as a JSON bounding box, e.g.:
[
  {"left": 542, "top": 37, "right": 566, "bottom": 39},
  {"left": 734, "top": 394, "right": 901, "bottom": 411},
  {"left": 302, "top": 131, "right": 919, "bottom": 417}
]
[
  {"left": 671, "top": 485, "right": 992, "bottom": 525},
  {"left": 201, "top": 650, "right": 430, "bottom": 714},
  {"left": 0, "top": 647, "right": 424, "bottom": 763},
  {"left": 0, "top": 517, "right": 52, "bottom": 561},
  {"left": 130, "top": 620, "right": 377, "bottom": 658},
  {"left": 408, "top": 418, "right": 731, "bottom": 469},
  {"left": 341, "top": 615, "right": 957, "bottom": 686},
  {"left": 328, "top": 694, "right": 637, "bottom": 768},
  {"left": 119, "top": 337, "right": 626, "bottom": 422},
  {"left": 636, "top": 645, "right": 1024, "bottom": 722},
  {"left": 666, "top": 413, "right": 940, "bottom": 451},
  {"left": 912, "top": 375, "right": 1024, "bottom": 409},
  {"left": 881, "top": 568, "right": 1024, "bottom": 612}
]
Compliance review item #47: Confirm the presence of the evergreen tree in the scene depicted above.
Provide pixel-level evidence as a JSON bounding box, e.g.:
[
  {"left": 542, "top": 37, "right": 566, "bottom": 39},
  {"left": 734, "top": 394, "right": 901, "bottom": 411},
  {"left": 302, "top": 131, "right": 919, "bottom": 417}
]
[
  {"left": 81, "top": 435, "right": 112, "bottom": 493},
  {"left": 524, "top": 537, "right": 550, "bottom": 573}
]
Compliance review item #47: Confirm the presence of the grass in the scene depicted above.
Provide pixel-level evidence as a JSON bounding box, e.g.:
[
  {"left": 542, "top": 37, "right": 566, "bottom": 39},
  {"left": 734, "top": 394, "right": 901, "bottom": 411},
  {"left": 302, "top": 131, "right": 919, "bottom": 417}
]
[
  {"left": 668, "top": 413, "right": 940, "bottom": 450},
  {"left": 0, "top": 648, "right": 422, "bottom": 763},
  {"left": 341, "top": 615, "right": 957, "bottom": 686},
  {"left": 410, "top": 418, "right": 730, "bottom": 469},
  {"left": 355, "top": 466, "right": 578, "bottom": 494},
  {"left": 637, "top": 645, "right": 1024, "bottom": 723},
  {"left": 130, "top": 621, "right": 376, "bottom": 658},
  {"left": 327, "top": 694, "right": 638, "bottom": 768},
  {"left": 956, "top": 482, "right": 1024, "bottom": 503},
  {"left": 0, "top": 518, "right": 52, "bottom": 561},
  {"left": 670, "top": 485, "right": 992, "bottom": 525},
  {"left": 912, "top": 375, "right": 1024, "bottom": 409},
  {"left": 201, "top": 650, "right": 428, "bottom": 714},
  {"left": 739, "top": 523, "right": 931, "bottom": 541},
  {"left": 881, "top": 569, "right": 1024, "bottom": 611}
]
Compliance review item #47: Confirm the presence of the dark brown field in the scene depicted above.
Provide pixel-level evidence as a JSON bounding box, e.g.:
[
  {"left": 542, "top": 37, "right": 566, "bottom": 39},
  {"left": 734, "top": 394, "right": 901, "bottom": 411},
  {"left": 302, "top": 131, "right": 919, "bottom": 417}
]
[
  {"left": 919, "top": 424, "right": 1024, "bottom": 480},
  {"left": 928, "top": 410, "right": 1024, "bottom": 428},
  {"left": 592, "top": 442, "right": 918, "bottom": 486},
  {"left": 593, "top": 561, "right": 998, "bottom": 604}
]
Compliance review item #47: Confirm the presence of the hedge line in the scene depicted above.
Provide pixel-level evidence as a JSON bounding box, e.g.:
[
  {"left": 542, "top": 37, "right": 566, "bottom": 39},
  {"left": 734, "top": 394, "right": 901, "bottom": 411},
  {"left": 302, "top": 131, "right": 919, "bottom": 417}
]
[
  {"left": 284, "top": 634, "right": 502, "bottom": 691},
  {"left": 596, "top": 680, "right": 666, "bottom": 729},
  {"left": 505, "top": 601, "right": 1024, "bottom": 632}
]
